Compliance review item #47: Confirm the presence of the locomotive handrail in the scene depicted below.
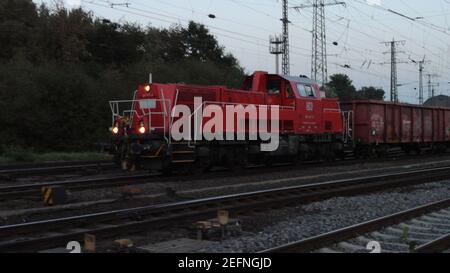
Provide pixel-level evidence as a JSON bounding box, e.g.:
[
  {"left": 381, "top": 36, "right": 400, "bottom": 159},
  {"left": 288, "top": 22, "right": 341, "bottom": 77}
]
[
  {"left": 109, "top": 98, "right": 172, "bottom": 141},
  {"left": 169, "top": 89, "right": 180, "bottom": 145},
  {"left": 159, "top": 88, "right": 169, "bottom": 144},
  {"left": 130, "top": 90, "right": 138, "bottom": 128}
]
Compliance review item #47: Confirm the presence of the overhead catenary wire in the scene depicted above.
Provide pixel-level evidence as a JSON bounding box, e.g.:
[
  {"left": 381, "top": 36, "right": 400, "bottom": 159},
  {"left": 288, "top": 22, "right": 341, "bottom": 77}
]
[{"left": 78, "top": 0, "right": 450, "bottom": 102}]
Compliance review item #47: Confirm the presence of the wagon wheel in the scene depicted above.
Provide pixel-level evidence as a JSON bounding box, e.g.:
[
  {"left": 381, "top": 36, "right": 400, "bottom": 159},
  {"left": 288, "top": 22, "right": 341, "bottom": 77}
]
[{"left": 264, "top": 156, "right": 274, "bottom": 167}]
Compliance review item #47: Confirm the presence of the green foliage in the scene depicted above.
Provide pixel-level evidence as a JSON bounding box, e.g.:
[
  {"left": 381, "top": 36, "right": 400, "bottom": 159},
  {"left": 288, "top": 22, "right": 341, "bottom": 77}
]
[
  {"left": 325, "top": 74, "right": 357, "bottom": 101},
  {"left": 401, "top": 227, "right": 418, "bottom": 253},
  {"left": 356, "top": 86, "right": 385, "bottom": 100},
  {"left": 0, "top": 1, "right": 245, "bottom": 155},
  {"left": 325, "top": 74, "right": 385, "bottom": 101}
]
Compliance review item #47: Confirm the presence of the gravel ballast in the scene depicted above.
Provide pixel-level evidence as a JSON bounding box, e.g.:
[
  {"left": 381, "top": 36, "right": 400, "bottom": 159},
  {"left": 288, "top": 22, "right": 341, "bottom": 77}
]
[{"left": 197, "top": 180, "right": 450, "bottom": 253}]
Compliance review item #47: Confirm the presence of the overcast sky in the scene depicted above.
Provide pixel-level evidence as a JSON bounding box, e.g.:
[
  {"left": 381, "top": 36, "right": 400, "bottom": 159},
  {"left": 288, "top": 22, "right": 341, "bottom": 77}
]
[{"left": 33, "top": 0, "right": 450, "bottom": 103}]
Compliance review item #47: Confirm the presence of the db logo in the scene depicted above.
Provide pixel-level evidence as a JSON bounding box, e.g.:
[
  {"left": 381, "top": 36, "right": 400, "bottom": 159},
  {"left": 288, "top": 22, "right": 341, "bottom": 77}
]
[{"left": 306, "top": 102, "right": 314, "bottom": 112}]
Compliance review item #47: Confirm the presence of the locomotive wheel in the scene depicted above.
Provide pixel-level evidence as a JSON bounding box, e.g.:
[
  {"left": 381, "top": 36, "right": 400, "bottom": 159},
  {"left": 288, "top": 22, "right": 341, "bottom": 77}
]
[
  {"left": 325, "top": 151, "right": 336, "bottom": 163},
  {"left": 113, "top": 153, "right": 121, "bottom": 165},
  {"left": 291, "top": 155, "right": 299, "bottom": 165},
  {"left": 191, "top": 157, "right": 211, "bottom": 175},
  {"left": 264, "top": 155, "right": 273, "bottom": 167},
  {"left": 121, "top": 160, "right": 128, "bottom": 171},
  {"left": 161, "top": 157, "right": 172, "bottom": 176},
  {"left": 162, "top": 167, "right": 172, "bottom": 176}
]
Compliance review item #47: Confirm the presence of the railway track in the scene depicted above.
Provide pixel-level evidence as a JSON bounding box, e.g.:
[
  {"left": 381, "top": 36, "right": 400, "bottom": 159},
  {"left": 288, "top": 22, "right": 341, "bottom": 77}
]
[
  {"left": 0, "top": 148, "right": 423, "bottom": 181},
  {"left": 0, "top": 154, "right": 448, "bottom": 201},
  {"left": 1, "top": 165, "right": 450, "bottom": 252},
  {"left": 0, "top": 153, "right": 401, "bottom": 201},
  {"left": 0, "top": 173, "right": 158, "bottom": 200},
  {"left": 0, "top": 160, "right": 115, "bottom": 178},
  {"left": 262, "top": 199, "right": 450, "bottom": 253}
]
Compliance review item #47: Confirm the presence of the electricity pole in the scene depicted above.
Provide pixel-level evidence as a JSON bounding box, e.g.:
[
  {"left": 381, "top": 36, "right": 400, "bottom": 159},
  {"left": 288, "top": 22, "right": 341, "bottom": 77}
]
[
  {"left": 419, "top": 60, "right": 424, "bottom": 105},
  {"left": 426, "top": 74, "right": 440, "bottom": 100},
  {"left": 293, "top": 1, "right": 345, "bottom": 85},
  {"left": 282, "top": 0, "right": 290, "bottom": 75},
  {"left": 416, "top": 58, "right": 432, "bottom": 105},
  {"left": 270, "top": 35, "right": 284, "bottom": 74},
  {"left": 382, "top": 39, "right": 406, "bottom": 102}
]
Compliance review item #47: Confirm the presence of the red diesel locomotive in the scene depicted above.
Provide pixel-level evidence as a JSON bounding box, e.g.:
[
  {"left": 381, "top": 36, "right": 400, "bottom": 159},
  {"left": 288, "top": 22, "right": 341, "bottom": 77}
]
[
  {"left": 109, "top": 71, "right": 344, "bottom": 172},
  {"left": 109, "top": 71, "right": 450, "bottom": 173}
]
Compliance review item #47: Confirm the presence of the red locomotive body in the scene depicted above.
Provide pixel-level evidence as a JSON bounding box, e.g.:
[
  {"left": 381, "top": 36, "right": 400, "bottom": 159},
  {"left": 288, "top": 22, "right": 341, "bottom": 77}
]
[
  {"left": 110, "top": 71, "right": 344, "bottom": 172},
  {"left": 341, "top": 100, "right": 450, "bottom": 156}
]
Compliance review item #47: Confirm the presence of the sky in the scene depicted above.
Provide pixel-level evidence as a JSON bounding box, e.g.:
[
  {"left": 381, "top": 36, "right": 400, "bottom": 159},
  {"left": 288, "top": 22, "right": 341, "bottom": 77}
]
[{"left": 32, "top": 0, "right": 450, "bottom": 104}]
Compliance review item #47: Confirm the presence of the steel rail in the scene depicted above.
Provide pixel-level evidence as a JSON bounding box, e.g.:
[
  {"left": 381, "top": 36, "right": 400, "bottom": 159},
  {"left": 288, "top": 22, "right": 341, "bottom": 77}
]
[
  {"left": 0, "top": 174, "right": 159, "bottom": 200},
  {"left": 1, "top": 166, "right": 450, "bottom": 252},
  {"left": 0, "top": 161, "right": 115, "bottom": 177},
  {"left": 262, "top": 199, "right": 450, "bottom": 253},
  {"left": 0, "top": 153, "right": 421, "bottom": 201}
]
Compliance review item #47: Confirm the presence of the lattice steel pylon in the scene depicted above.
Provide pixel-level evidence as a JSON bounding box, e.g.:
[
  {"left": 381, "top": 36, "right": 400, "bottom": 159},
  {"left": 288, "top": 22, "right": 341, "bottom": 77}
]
[
  {"left": 312, "top": 0, "right": 327, "bottom": 85},
  {"left": 294, "top": 1, "right": 345, "bottom": 85},
  {"left": 382, "top": 39, "right": 406, "bottom": 102},
  {"left": 282, "top": 0, "right": 290, "bottom": 76}
]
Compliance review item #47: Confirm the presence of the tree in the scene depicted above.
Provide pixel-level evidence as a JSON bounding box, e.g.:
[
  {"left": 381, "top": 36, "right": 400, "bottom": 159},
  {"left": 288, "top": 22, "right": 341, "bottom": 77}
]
[
  {"left": 0, "top": 0, "right": 39, "bottom": 61},
  {"left": 356, "top": 86, "right": 385, "bottom": 100},
  {"left": 325, "top": 74, "right": 357, "bottom": 101},
  {"left": 0, "top": 3, "right": 245, "bottom": 153}
]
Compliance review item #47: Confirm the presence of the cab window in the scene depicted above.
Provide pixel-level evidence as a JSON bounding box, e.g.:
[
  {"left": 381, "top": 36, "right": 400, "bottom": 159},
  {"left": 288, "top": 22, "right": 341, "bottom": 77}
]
[
  {"left": 242, "top": 76, "right": 253, "bottom": 91},
  {"left": 305, "top": 85, "right": 316, "bottom": 98},
  {"left": 285, "top": 83, "right": 294, "bottom": 99},
  {"left": 267, "top": 79, "right": 281, "bottom": 95},
  {"left": 296, "top": 84, "right": 316, "bottom": 98},
  {"left": 296, "top": 84, "right": 307, "bottom": 97}
]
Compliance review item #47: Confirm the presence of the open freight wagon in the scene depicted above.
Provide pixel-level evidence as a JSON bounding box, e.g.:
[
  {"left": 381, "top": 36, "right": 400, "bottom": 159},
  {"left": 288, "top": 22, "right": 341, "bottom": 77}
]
[{"left": 341, "top": 100, "right": 450, "bottom": 156}]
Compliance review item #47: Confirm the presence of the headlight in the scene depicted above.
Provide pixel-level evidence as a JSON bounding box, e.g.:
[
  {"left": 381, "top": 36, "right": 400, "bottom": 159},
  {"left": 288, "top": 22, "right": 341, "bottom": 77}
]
[
  {"left": 112, "top": 122, "right": 120, "bottom": 134},
  {"left": 144, "top": 85, "right": 151, "bottom": 92},
  {"left": 139, "top": 121, "right": 146, "bottom": 134}
]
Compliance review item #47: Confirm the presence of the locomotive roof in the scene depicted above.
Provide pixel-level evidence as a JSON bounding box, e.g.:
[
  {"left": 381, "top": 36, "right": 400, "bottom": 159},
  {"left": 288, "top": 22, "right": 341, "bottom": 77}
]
[{"left": 278, "top": 75, "right": 316, "bottom": 85}]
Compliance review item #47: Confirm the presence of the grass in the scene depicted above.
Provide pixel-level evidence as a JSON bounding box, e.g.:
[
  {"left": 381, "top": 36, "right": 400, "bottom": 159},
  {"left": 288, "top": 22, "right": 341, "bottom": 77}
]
[{"left": 0, "top": 147, "right": 112, "bottom": 164}]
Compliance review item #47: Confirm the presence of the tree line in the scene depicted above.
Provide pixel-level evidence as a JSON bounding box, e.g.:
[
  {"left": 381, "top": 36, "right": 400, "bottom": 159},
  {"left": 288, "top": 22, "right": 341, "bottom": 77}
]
[
  {"left": 0, "top": 1, "right": 384, "bottom": 154},
  {"left": 0, "top": 0, "right": 245, "bottom": 152},
  {"left": 325, "top": 74, "right": 385, "bottom": 101}
]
